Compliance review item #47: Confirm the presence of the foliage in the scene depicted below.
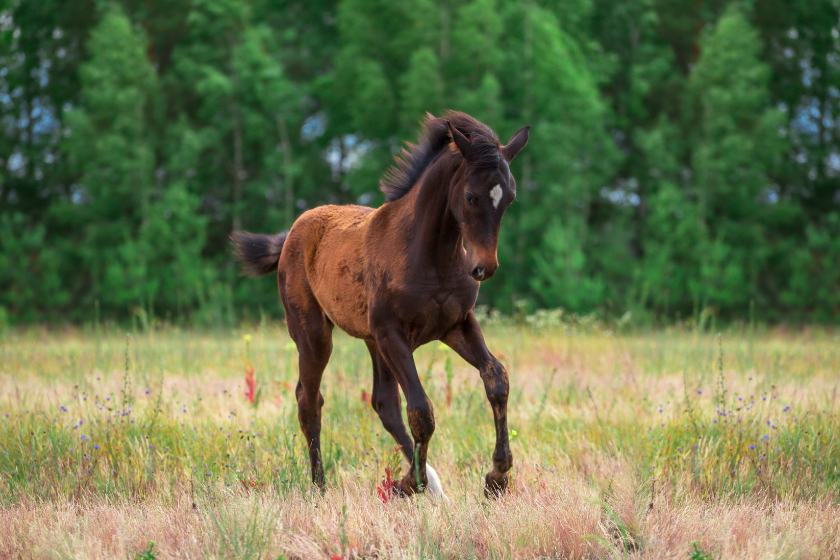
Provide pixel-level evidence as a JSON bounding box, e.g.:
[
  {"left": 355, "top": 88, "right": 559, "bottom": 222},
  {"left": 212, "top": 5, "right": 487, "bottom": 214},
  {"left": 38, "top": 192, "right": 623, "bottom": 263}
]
[
  {"left": 1, "top": 0, "right": 839, "bottom": 323},
  {"left": 133, "top": 542, "right": 158, "bottom": 560},
  {"left": 689, "top": 541, "right": 715, "bottom": 560}
]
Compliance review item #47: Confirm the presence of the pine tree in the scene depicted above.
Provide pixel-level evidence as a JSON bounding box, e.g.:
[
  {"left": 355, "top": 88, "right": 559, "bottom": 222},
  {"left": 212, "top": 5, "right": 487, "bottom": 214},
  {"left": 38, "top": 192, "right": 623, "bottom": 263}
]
[
  {"left": 62, "top": 6, "right": 160, "bottom": 314},
  {"left": 491, "top": 2, "right": 619, "bottom": 311},
  {"left": 686, "top": 6, "right": 786, "bottom": 312}
]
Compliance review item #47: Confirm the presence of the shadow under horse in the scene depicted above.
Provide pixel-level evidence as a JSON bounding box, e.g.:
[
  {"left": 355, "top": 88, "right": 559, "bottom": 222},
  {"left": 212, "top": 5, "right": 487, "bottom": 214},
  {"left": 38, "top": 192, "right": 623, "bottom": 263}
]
[{"left": 232, "top": 111, "right": 529, "bottom": 498}]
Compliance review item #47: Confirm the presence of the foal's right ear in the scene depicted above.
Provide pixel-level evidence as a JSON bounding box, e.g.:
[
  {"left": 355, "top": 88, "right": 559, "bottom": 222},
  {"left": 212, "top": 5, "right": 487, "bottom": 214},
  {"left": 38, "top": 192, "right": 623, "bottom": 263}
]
[
  {"left": 502, "top": 125, "right": 531, "bottom": 162},
  {"left": 447, "top": 121, "right": 472, "bottom": 157}
]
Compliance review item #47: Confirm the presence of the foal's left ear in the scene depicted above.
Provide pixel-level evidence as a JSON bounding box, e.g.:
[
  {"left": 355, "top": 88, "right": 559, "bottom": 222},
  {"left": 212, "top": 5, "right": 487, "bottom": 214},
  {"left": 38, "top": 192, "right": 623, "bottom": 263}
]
[{"left": 502, "top": 125, "right": 531, "bottom": 162}]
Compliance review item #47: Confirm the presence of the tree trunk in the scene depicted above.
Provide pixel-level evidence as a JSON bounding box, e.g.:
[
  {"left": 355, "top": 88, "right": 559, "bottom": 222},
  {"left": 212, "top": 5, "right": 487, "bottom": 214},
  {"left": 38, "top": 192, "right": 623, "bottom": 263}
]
[{"left": 232, "top": 103, "right": 244, "bottom": 233}]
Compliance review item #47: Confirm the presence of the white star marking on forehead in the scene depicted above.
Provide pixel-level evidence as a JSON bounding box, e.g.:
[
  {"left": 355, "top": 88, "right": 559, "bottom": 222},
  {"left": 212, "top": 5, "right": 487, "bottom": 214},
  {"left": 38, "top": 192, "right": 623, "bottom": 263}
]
[{"left": 490, "top": 184, "right": 502, "bottom": 209}]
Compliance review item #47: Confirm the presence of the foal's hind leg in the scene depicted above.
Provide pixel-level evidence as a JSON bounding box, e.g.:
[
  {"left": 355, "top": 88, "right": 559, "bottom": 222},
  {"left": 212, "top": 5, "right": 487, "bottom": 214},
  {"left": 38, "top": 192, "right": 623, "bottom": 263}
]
[{"left": 283, "top": 290, "right": 334, "bottom": 489}]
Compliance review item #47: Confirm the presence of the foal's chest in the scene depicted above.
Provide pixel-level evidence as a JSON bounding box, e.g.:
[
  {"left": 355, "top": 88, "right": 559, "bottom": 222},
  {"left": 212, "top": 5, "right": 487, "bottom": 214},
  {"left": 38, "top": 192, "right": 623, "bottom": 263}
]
[{"left": 404, "top": 278, "right": 478, "bottom": 346}]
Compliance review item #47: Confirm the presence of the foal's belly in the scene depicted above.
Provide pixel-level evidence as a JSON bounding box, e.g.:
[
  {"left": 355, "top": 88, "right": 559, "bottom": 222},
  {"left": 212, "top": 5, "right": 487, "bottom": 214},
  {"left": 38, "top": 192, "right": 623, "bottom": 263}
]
[
  {"left": 312, "top": 267, "right": 371, "bottom": 339},
  {"left": 307, "top": 236, "right": 372, "bottom": 339}
]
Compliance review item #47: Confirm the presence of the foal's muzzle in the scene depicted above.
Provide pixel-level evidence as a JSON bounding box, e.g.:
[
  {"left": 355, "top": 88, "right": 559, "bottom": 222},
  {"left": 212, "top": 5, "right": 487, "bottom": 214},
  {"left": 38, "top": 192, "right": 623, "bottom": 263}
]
[{"left": 471, "top": 261, "right": 498, "bottom": 281}]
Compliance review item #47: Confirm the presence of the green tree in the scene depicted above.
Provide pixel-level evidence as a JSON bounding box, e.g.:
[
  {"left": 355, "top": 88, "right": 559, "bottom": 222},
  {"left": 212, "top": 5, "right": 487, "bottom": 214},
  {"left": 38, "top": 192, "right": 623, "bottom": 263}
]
[
  {"left": 0, "top": 0, "right": 97, "bottom": 321},
  {"left": 446, "top": 0, "right": 504, "bottom": 125},
  {"left": 2, "top": 0, "right": 840, "bottom": 324},
  {"left": 61, "top": 6, "right": 160, "bottom": 314},
  {"left": 686, "top": 6, "right": 786, "bottom": 312},
  {"left": 492, "top": 3, "right": 620, "bottom": 312},
  {"left": 399, "top": 47, "right": 444, "bottom": 135},
  {"left": 59, "top": 6, "right": 208, "bottom": 320}
]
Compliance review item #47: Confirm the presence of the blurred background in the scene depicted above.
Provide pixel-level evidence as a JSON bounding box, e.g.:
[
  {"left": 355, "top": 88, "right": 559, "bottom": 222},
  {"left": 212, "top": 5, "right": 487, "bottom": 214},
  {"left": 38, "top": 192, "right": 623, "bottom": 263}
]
[{"left": 0, "top": 0, "right": 838, "bottom": 327}]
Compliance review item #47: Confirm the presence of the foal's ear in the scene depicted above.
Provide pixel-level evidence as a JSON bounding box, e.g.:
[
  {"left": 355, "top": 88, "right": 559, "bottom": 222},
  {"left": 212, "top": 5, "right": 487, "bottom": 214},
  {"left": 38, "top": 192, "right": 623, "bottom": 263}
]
[
  {"left": 447, "top": 121, "right": 471, "bottom": 157},
  {"left": 502, "top": 125, "right": 531, "bottom": 162}
]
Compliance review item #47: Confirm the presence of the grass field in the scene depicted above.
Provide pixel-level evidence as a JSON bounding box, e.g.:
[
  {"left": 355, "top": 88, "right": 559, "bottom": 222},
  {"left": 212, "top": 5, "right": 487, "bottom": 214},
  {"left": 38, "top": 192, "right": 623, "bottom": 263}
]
[{"left": 1, "top": 319, "right": 839, "bottom": 559}]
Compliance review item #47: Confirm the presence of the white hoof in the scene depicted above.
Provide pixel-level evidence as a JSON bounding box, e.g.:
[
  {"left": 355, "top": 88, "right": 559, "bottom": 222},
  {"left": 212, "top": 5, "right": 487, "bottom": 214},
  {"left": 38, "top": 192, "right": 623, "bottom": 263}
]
[{"left": 425, "top": 464, "right": 449, "bottom": 502}]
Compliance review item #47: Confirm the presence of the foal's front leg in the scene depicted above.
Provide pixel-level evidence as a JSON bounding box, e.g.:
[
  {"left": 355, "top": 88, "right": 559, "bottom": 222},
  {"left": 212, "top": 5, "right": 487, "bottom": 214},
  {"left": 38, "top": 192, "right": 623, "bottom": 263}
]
[
  {"left": 371, "top": 325, "right": 435, "bottom": 496},
  {"left": 443, "top": 312, "right": 512, "bottom": 498}
]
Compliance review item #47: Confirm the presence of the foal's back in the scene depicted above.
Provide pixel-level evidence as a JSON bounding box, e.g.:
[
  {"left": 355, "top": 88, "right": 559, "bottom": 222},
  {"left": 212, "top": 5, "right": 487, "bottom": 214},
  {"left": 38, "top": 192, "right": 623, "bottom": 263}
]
[{"left": 280, "top": 203, "right": 379, "bottom": 340}]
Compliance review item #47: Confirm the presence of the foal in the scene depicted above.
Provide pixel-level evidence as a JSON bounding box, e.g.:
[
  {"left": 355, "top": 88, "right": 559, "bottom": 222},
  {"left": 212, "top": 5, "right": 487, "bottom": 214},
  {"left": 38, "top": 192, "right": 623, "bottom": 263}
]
[{"left": 233, "top": 111, "right": 529, "bottom": 498}]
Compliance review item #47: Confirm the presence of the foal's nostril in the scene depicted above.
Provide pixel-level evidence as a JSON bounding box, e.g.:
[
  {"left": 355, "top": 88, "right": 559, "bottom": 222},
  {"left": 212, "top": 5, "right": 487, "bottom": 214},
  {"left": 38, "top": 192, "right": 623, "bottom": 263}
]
[{"left": 471, "top": 266, "right": 485, "bottom": 280}]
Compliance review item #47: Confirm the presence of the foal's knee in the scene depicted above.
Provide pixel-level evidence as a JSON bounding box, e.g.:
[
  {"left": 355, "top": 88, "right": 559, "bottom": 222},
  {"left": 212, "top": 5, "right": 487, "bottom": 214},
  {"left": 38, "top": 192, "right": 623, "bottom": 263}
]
[
  {"left": 372, "top": 393, "right": 387, "bottom": 414},
  {"left": 406, "top": 400, "right": 435, "bottom": 442},
  {"left": 295, "top": 382, "right": 324, "bottom": 408}
]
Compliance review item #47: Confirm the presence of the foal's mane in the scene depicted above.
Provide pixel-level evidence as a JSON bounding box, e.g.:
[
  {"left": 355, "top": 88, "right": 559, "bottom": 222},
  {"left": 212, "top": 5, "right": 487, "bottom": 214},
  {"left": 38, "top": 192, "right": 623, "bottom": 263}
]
[{"left": 380, "top": 111, "right": 501, "bottom": 202}]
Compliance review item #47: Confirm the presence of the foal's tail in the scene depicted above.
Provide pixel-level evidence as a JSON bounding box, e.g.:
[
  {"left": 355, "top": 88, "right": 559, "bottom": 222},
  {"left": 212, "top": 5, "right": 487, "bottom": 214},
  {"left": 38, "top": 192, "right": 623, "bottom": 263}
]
[{"left": 230, "top": 231, "right": 288, "bottom": 277}]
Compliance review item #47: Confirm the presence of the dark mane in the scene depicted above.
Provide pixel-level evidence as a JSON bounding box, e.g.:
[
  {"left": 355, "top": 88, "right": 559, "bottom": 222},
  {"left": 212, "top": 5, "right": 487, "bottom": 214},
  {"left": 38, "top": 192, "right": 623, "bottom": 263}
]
[{"left": 380, "top": 111, "right": 501, "bottom": 202}]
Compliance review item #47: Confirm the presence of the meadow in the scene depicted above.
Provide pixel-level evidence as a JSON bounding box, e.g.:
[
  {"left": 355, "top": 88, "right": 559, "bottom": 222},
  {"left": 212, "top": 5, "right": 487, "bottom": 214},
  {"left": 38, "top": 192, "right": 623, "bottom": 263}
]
[{"left": 1, "top": 317, "right": 839, "bottom": 559}]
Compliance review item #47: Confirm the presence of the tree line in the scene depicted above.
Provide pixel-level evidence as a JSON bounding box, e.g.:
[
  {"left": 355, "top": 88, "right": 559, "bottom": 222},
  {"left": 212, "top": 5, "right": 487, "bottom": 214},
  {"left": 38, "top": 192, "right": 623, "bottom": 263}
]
[{"left": 1, "top": 0, "right": 839, "bottom": 325}]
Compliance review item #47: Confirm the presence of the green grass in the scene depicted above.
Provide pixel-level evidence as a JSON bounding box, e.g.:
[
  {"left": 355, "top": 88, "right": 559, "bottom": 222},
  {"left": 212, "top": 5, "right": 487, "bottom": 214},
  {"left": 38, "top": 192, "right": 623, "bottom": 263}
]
[
  {"left": 133, "top": 542, "right": 158, "bottom": 560},
  {"left": 1, "top": 322, "right": 839, "bottom": 558}
]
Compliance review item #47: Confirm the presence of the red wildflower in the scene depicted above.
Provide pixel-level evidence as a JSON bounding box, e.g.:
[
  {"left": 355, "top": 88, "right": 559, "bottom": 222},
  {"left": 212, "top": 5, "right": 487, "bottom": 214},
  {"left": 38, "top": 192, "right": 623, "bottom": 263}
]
[
  {"left": 376, "top": 467, "right": 396, "bottom": 504},
  {"left": 361, "top": 389, "right": 370, "bottom": 404},
  {"left": 239, "top": 477, "right": 265, "bottom": 490},
  {"left": 244, "top": 364, "right": 256, "bottom": 404}
]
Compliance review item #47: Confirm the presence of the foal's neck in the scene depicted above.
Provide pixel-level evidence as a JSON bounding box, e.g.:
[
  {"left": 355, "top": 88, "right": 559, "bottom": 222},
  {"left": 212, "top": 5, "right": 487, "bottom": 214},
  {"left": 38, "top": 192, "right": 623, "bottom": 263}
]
[{"left": 409, "top": 152, "right": 464, "bottom": 268}]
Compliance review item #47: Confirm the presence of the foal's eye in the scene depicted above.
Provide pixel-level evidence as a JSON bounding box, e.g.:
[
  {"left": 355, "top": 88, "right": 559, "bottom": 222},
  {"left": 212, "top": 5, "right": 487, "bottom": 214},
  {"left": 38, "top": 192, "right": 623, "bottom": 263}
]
[{"left": 465, "top": 192, "right": 476, "bottom": 205}]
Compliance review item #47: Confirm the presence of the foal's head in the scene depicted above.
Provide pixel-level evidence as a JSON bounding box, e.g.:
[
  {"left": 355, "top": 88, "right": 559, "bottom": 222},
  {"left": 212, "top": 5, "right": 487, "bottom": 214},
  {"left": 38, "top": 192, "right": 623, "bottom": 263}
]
[{"left": 447, "top": 118, "right": 530, "bottom": 281}]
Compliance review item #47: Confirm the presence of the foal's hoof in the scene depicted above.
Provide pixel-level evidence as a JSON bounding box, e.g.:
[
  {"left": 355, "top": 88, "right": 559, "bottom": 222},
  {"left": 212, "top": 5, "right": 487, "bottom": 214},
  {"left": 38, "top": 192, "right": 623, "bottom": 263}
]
[
  {"left": 393, "top": 473, "right": 421, "bottom": 497},
  {"left": 392, "top": 467, "right": 449, "bottom": 501},
  {"left": 484, "top": 471, "right": 509, "bottom": 499}
]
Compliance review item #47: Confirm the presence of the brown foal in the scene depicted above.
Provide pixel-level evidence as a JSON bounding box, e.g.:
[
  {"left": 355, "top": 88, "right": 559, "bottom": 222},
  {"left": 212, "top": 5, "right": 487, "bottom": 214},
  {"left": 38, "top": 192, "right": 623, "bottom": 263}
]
[{"left": 232, "top": 111, "right": 529, "bottom": 498}]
